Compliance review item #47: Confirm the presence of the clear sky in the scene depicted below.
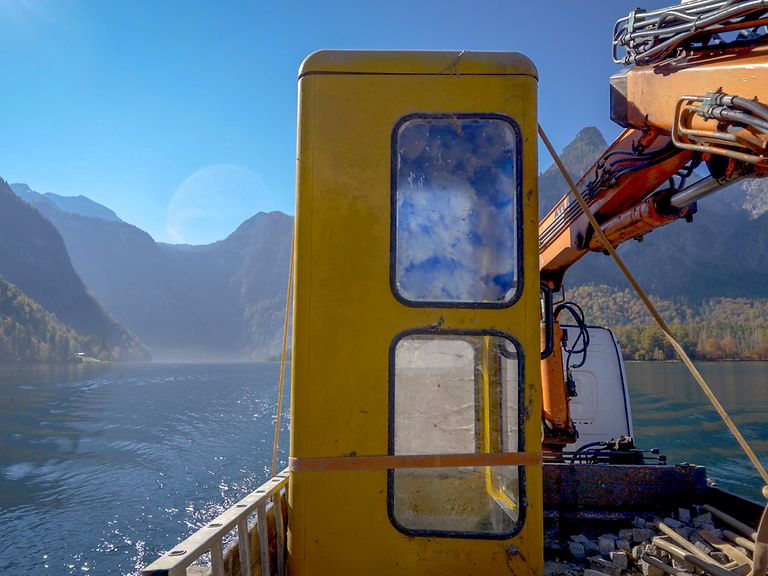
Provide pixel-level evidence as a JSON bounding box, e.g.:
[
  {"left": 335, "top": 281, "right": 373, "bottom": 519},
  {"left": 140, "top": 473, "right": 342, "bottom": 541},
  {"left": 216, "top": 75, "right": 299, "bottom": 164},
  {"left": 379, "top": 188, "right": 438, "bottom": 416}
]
[{"left": 0, "top": 0, "right": 669, "bottom": 245}]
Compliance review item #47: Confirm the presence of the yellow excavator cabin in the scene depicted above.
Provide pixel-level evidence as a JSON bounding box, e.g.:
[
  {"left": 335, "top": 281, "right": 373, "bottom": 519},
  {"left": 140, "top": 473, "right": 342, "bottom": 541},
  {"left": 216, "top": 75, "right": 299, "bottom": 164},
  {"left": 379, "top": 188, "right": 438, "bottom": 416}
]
[{"left": 289, "top": 50, "right": 542, "bottom": 575}]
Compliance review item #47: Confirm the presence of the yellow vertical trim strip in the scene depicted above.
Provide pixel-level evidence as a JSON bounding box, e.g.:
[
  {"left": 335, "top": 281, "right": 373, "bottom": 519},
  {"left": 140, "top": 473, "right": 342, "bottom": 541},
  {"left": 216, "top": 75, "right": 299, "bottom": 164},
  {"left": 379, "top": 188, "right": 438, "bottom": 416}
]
[{"left": 482, "top": 336, "right": 518, "bottom": 513}]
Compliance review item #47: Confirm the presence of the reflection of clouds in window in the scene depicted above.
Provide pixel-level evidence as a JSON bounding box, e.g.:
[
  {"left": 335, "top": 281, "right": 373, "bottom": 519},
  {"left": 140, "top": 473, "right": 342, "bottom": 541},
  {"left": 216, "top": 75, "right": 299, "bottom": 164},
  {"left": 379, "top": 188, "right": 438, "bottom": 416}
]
[{"left": 396, "top": 117, "right": 518, "bottom": 303}]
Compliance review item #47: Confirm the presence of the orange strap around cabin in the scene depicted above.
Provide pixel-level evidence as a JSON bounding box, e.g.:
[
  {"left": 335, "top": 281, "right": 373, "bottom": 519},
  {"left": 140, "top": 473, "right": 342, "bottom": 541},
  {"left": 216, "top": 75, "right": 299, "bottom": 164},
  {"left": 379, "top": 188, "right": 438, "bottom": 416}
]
[{"left": 289, "top": 451, "right": 542, "bottom": 472}]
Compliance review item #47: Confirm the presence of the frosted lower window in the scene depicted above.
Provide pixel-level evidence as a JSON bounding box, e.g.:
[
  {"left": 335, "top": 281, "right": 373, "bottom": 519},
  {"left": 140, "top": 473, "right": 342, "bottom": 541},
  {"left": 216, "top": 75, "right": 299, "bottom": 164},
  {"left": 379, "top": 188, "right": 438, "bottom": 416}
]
[
  {"left": 390, "top": 333, "right": 523, "bottom": 537},
  {"left": 394, "top": 115, "right": 520, "bottom": 305}
]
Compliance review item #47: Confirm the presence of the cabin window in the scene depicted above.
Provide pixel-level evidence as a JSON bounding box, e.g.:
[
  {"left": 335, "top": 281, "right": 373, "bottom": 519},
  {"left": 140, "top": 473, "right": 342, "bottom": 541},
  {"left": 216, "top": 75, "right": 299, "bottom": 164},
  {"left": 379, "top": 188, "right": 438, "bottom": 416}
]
[
  {"left": 388, "top": 331, "right": 524, "bottom": 538},
  {"left": 392, "top": 114, "right": 522, "bottom": 307}
]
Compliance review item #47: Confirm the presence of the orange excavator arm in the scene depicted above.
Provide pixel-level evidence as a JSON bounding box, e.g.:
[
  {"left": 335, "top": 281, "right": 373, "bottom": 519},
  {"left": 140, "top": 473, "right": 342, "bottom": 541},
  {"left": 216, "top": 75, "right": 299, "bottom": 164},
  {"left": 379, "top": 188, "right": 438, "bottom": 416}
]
[
  {"left": 538, "top": 0, "right": 768, "bottom": 449},
  {"left": 539, "top": 129, "right": 695, "bottom": 291}
]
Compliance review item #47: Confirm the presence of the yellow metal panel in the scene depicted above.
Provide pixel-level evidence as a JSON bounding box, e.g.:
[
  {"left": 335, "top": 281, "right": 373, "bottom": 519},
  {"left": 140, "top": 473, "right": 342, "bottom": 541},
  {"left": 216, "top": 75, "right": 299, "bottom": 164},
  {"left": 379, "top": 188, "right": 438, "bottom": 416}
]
[
  {"left": 299, "top": 49, "right": 539, "bottom": 78},
  {"left": 289, "top": 50, "right": 541, "bottom": 575}
]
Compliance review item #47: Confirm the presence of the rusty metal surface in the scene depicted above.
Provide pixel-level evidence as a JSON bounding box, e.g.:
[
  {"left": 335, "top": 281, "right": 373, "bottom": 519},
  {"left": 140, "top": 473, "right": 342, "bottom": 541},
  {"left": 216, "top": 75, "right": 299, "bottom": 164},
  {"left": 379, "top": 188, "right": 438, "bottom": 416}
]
[
  {"left": 543, "top": 462, "right": 708, "bottom": 513},
  {"left": 706, "top": 485, "right": 765, "bottom": 528}
]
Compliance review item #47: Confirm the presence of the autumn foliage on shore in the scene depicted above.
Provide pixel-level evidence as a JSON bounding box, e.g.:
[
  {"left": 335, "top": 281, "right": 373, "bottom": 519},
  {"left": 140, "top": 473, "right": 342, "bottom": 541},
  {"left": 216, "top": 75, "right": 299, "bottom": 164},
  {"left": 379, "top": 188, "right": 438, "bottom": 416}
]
[{"left": 565, "top": 285, "right": 768, "bottom": 361}]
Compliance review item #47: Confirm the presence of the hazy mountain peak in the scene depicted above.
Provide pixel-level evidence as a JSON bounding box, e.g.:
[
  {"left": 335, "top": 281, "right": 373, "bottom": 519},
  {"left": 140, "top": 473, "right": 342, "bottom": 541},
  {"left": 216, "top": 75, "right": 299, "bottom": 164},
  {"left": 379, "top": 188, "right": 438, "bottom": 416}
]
[
  {"left": 236, "top": 210, "right": 292, "bottom": 229},
  {"left": 538, "top": 127, "right": 607, "bottom": 218},
  {"left": 10, "top": 183, "right": 121, "bottom": 223},
  {"left": 220, "top": 211, "right": 293, "bottom": 246},
  {"left": 571, "top": 126, "right": 606, "bottom": 148},
  {"left": 43, "top": 192, "right": 122, "bottom": 222},
  {"left": 554, "top": 126, "right": 607, "bottom": 174},
  {"left": 10, "top": 183, "right": 33, "bottom": 194},
  {"left": 9, "top": 182, "right": 42, "bottom": 204}
]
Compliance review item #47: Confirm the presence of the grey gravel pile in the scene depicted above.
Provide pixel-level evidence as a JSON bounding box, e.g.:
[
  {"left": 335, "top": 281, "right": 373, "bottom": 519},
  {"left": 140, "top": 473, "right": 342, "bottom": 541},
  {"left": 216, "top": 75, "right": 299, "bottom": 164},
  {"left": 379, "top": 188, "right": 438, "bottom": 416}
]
[{"left": 544, "top": 506, "right": 755, "bottom": 576}]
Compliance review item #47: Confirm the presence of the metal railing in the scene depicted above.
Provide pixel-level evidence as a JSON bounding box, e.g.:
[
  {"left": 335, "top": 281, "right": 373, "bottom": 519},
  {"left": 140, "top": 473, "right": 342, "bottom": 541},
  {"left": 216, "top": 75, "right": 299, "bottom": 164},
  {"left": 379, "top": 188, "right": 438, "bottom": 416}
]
[{"left": 142, "top": 469, "right": 289, "bottom": 576}]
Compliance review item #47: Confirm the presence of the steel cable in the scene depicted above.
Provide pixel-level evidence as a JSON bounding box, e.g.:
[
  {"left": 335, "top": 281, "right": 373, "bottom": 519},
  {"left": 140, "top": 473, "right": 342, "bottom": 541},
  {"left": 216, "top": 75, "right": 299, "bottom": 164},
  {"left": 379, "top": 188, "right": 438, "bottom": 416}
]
[{"left": 614, "top": 0, "right": 768, "bottom": 65}]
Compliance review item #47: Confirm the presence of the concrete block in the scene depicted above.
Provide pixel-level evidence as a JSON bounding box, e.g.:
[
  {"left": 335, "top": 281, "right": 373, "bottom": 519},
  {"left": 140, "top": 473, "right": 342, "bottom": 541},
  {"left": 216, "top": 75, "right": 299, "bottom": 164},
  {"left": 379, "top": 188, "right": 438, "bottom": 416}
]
[
  {"left": 618, "top": 528, "right": 634, "bottom": 541},
  {"left": 591, "top": 557, "right": 621, "bottom": 576},
  {"left": 678, "top": 508, "right": 691, "bottom": 524},
  {"left": 599, "top": 535, "right": 616, "bottom": 557},
  {"left": 569, "top": 542, "right": 586, "bottom": 560},
  {"left": 571, "top": 534, "right": 590, "bottom": 543},
  {"left": 639, "top": 559, "right": 663, "bottom": 576},
  {"left": 584, "top": 540, "right": 601, "bottom": 556},
  {"left": 633, "top": 528, "right": 651, "bottom": 543},
  {"left": 610, "top": 550, "right": 629, "bottom": 570},
  {"left": 693, "top": 512, "right": 713, "bottom": 528}
]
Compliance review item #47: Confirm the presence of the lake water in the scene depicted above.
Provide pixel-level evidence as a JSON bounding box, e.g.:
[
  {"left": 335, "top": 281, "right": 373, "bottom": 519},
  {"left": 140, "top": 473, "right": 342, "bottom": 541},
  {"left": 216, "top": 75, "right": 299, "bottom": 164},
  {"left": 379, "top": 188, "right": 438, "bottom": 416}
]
[
  {"left": 624, "top": 361, "right": 767, "bottom": 499},
  {"left": 0, "top": 361, "right": 766, "bottom": 575}
]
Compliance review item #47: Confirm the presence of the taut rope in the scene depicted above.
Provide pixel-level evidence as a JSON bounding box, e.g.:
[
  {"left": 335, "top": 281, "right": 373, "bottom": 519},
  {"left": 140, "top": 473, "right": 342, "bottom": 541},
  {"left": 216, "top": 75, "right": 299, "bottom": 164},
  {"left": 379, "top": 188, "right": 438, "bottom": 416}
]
[{"left": 271, "top": 235, "right": 294, "bottom": 477}]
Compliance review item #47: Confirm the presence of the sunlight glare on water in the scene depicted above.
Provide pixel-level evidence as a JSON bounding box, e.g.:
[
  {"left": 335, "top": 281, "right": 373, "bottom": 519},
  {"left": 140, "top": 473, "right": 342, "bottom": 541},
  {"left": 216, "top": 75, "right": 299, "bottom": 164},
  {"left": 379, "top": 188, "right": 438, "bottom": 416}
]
[
  {"left": 0, "top": 361, "right": 765, "bottom": 575},
  {"left": 0, "top": 363, "right": 290, "bottom": 576}
]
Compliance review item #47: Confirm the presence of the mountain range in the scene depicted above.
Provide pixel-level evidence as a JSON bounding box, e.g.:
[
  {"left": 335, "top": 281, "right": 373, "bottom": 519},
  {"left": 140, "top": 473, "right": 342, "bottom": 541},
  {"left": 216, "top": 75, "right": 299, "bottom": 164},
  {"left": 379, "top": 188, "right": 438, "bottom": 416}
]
[
  {"left": 9, "top": 182, "right": 292, "bottom": 362},
  {"left": 0, "top": 180, "right": 147, "bottom": 362},
  {"left": 1, "top": 126, "right": 766, "bottom": 363},
  {"left": 11, "top": 183, "right": 122, "bottom": 223}
]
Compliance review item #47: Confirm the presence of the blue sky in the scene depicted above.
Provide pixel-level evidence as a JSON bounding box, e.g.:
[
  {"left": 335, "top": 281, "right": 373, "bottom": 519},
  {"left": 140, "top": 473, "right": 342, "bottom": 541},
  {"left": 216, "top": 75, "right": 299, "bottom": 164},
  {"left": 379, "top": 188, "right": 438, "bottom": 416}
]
[{"left": 0, "top": 0, "right": 669, "bottom": 244}]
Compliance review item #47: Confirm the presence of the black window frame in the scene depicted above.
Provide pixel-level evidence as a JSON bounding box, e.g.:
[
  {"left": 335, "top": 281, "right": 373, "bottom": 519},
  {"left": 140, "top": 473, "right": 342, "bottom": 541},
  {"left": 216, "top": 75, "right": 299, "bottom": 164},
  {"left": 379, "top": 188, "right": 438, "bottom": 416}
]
[
  {"left": 389, "top": 112, "right": 525, "bottom": 309},
  {"left": 386, "top": 328, "right": 527, "bottom": 540}
]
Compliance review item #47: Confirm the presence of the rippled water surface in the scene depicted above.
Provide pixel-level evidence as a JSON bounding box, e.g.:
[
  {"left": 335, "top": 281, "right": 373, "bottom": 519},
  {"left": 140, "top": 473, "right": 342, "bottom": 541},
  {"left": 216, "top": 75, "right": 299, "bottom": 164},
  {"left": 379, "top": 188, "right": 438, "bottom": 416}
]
[
  {"left": 0, "top": 363, "right": 289, "bottom": 576},
  {"left": 0, "top": 361, "right": 765, "bottom": 575},
  {"left": 626, "top": 361, "right": 768, "bottom": 500}
]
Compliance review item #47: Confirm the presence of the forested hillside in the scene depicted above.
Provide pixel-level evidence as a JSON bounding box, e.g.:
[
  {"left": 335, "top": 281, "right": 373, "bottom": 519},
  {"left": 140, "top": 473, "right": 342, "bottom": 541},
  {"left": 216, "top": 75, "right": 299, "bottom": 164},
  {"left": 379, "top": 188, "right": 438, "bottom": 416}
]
[
  {"left": 0, "top": 276, "right": 122, "bottom": 363},
  {"left": 567, "top": 285, "right": 768, "bottom": 361},
  {"left": 0, "top": 179, "right": 148, "bottom": 363},
  {"left": 541, "top": 128, "right": 768, "bottom": 361}
]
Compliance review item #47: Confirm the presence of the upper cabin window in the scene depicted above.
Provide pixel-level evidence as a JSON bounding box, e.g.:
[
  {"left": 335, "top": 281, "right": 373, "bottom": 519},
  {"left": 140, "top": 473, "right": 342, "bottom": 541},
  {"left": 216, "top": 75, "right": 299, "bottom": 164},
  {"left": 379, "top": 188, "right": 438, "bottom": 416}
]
[{"left": 392, "top": 114, "right": 522, "bottom": 307}]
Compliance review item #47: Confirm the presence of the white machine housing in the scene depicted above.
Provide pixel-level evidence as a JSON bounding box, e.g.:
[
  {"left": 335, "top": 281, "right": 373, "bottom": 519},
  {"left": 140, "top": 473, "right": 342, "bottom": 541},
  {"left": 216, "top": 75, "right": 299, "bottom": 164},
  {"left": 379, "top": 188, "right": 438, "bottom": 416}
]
[{"left": 561, "top": 325, "right": 633, "bottom": 450}]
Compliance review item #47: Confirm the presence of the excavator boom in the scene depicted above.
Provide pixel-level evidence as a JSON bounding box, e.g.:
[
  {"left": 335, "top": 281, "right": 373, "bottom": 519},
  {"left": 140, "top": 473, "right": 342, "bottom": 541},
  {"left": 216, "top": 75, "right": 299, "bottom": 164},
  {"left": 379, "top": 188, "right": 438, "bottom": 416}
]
[
  {"left": 540, "top": 36, "right": 768, "bottom": 289},
  {"left": 539, "top": 130, "right": 695, "bottom": 290},
  {"left": 538, "top": 0, "right": 768, "bottom": 448}
]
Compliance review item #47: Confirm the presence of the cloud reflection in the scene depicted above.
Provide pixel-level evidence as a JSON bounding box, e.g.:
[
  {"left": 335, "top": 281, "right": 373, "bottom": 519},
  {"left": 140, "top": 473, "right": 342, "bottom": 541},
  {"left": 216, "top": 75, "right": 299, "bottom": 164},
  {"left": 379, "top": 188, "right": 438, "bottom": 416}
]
[{"left": 395, "top": 117, "right": 519, "bottom": 303}]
